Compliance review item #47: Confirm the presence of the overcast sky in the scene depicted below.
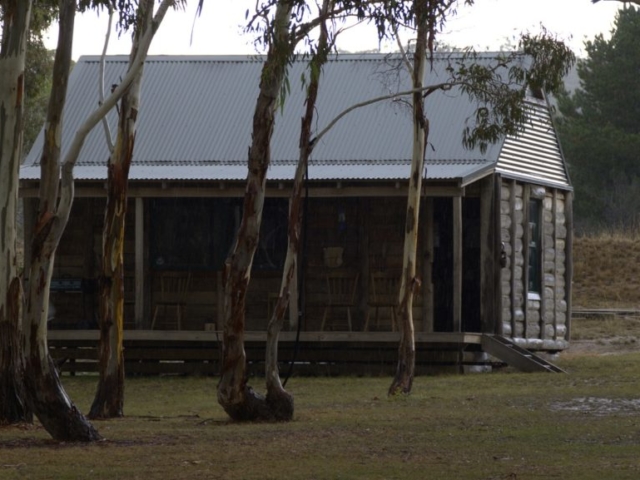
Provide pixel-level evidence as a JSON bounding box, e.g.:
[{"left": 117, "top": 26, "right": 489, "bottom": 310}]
[{"left": 44, "top": 0, "right": 624, "bottom": 60}]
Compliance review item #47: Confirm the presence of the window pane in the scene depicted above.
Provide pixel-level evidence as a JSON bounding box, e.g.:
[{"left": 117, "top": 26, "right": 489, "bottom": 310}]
[
  {"left": 253, "top": 198, "right": 288, "bottom": 270},
  {"left": 150, "top": 198, "right": 213, "bottom": 270},
  {"left": 528, "top": 199, "right": 541, "bottom": 293},
  {"left": 150, "top": 198, "right": 239, "bottom": 270},
  {"left": 150, "top": 197, "right": 286, "bottom": 271}
]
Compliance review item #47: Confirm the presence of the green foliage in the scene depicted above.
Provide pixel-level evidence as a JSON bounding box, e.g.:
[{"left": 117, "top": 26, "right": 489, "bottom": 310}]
[
  {"left": 8, "top": 1, "right": 57, "bottom": 155},
  {"left": 77, "top": 0, "right": 187, "bottom": 35},
  {"left": 244, "top": 2, "right": 572, "bottom": 155},
  {"left": 77, "top": 0, "right": 139, "bottom": 33},
  {"left": 444, "top": 31, "right": 574, "bottom": 154},
  {"left": 556, "top": 7, "right": 640, "bottom": 232},
  {"left": 247, "top": 1, "right": 478, "bottom": 114},
  {"left": 23, "top": 35, "right": 54, "bottom": 154},
  {"left": 30, "top": 0, "right": 59, "bottom": 35}
]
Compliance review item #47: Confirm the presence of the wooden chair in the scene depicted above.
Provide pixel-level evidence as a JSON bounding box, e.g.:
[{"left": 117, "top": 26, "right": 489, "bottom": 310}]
[
  {"left": 151, "top": 271, "right": 191, "bottom": 330},
  {"left": 364, "top": 271, "right": 399, "bottom": 331},
  {"left": 321, "top": 271, "right": 359, "bottom": 331}
]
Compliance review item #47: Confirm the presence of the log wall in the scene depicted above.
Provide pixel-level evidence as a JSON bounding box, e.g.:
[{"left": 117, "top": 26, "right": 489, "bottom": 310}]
[{"left": 500, "top": 180, "right": 569, "bottom": 350}]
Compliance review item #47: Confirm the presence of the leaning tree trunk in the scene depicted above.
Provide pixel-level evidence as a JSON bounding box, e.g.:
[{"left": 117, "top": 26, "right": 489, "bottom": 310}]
[
  {"left": 89, "top": 0, "right": 152, "bottom": 420},
  {"left": 21, "top": 0, "right": 101, "bottom": 441},
  {"left": 22, "top": 0, "right": 172, "bottom": 441},
  {"left": 264, "top": 0, "right": 333, "bottom": 421},
  {"left": 217, "top": 0, "right": 293, "bottom": 422},
  {"left": 0, "top": 0, "right": 33, "bottom": 425},
  {"left": 389, "top": 1, "right": 430, "bottom": 396}
]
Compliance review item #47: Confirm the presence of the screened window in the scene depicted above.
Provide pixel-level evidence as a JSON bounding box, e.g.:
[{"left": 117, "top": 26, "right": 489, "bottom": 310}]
[
  {"left": 150, "top": 198, "right": 287, "bottom": 271},
  {"left": 253, "top": 200, "right": 288, "bottom": 270},
  {"left": 527, "top": 199, "right": 542, "bottom": 294}
]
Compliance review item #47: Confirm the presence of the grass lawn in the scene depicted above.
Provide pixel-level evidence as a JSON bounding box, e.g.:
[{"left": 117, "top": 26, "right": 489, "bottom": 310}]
[{"left": 2, "top": 349, "right": 640, "bottom": 480}]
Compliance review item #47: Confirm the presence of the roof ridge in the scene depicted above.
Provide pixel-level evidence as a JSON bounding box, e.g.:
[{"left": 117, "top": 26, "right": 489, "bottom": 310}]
[{"left": 78, "top": 51, "right": 510, "bottom": 64}]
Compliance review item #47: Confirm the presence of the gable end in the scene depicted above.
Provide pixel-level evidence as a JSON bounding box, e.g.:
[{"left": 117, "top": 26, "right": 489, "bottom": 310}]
[{"left": 497, "top": 101, "right": 570, "bottom": 189}]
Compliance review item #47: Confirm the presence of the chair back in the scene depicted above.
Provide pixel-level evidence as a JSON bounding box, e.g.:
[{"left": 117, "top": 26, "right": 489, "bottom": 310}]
[
  {"left": 326, "top": 271, "right": 359, "bottom": 306},
  {"left": 159, "top": 271, "right": 191, "bottom": 304},
  {"left": 369, "top": 271, "right": 400, "bottom": 307}
]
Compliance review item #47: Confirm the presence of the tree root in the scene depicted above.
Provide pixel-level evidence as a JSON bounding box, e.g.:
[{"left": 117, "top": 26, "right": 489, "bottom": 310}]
[{"left": 221, "top": 385, "right": 294, "bottom": 422}]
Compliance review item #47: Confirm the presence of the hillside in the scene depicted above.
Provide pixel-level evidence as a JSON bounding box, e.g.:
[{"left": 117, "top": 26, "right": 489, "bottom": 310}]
[
  {"left": 573, "top": 233, "right": 640, "bottom": 309},
  {"left": 570, "top": 233, "right": 640, "bottom": 355}
]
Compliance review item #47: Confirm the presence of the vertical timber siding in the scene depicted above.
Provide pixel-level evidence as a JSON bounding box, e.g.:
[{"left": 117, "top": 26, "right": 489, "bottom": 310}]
[{"left": 500, "top": 179, "right": 569, "bottom": 350}]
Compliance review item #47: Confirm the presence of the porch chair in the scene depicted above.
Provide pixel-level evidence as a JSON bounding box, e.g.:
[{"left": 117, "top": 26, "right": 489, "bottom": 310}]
[
  {"left": 151, "top": 271, "right": 191, "bottom": 330},
  {"left": 364, "top": 271, "right": 399, "bottom": 332},
  {"left": 320, "top": 271, "right": 359, "bottom": 331}
]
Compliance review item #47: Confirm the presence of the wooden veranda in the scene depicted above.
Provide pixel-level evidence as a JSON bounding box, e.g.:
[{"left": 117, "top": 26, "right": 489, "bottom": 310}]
[{"left": 48, "top": 330, "right": 489, "bottom": 376}]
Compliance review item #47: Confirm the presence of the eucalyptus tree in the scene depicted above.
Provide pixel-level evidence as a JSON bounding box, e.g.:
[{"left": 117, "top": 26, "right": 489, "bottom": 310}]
[
  {"left": 217, "top": 0, "right": 394, "bottom": 421},
  {"left": 89, "top": 0, "right": 159, "bottom": 420},
  {"left": 390, "top": 0, "right": 478, "bottom": 395},
  {"left": 0, "top": 0, "right": 33, "bottom": 426},
  {"left": 388, "top": 0, "right": 434, "bottom": 396},
  {"left": 0, "top": 0, "right": 59, "bottom": 427},
  {"left": 264, "top": 0, "right": 335, "bottom": 422},
  {"left": 217, "top": 0, "right": 298, "bottom": 422},
  {"left": 22, "top": 0, "right": 175, "bottom": 441},
  {"left": 387, "top": 5, "right": 574, "bottom": 393}
]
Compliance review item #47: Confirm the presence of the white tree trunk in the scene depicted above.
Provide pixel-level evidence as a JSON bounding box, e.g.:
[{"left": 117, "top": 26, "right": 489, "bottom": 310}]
[
  {"left": 22, "top": 0, "right": 174, "bottom": 441},
  {"left": 21, "top": 0, "right": 101, "bottom": 441},
  {"left": 0, "top": 0, "right": 33, "bottom": 424},
  {"left": 217, "top": 0, "right": 294, "bottom": 422},
  {"left": 389, "top": 1, "right": 429, "bottom": 396},
  {"left": 90, "top": 0, "right": 153, "bottom": 420},
  {"left": 264, "top": 0, "right": 334, "bottom": 420}
]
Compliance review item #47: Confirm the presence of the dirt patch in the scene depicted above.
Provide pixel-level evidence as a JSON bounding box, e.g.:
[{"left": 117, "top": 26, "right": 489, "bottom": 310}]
[
  {"left": 567, "top": 313, "right": 640, "bottom": 358},
  {"left": 564, "top": 336, "right": 640, "bottom": 358},
  {"left": 549, "top": 397, "right": 640, "bottom": 416}
]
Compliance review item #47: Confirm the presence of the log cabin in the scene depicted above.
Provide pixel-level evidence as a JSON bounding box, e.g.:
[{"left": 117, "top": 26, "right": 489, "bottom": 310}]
[{"left": 20, "top": 54, "right": 572, "bottom": 374}]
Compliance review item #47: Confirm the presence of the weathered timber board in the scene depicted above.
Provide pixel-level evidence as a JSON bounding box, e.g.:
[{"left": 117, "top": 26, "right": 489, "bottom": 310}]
[{"left": 48, "top": 330, "right": 484, "bottom": 375}]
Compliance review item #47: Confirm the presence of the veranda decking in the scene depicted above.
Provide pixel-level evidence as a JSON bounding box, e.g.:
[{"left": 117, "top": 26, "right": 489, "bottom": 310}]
[{"left": 47, "top": 330, "right": 487, "bottom": 376}]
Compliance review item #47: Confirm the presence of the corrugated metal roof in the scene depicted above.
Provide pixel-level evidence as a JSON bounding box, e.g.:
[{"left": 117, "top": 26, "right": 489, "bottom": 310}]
[
  {"left": 20, "top": 54, "right": 569, "bottom": 188},
  {"left": 20, "top": 160, "right": 491, "bottom": 182},
  {"left": 497, "top": 101, "right": 570, "bottom": 188}
]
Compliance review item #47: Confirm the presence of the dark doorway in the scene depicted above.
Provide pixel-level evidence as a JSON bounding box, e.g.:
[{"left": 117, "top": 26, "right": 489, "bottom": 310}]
[
  {"left": 433, "top": 198, "right": 453, "bottom": 332},
  {"left": 461, "top": 198, "right": 481, "bottom": 332},
  {"left": 432, "top": 197, "right": 481, "bottom": 332}
]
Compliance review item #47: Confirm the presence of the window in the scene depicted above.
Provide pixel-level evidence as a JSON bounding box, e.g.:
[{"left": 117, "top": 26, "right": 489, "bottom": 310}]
[
  {"left": 527, "top": 199, "right": 542, "bottom": 294},
  {"left": 150, "top": 198, "right": 235, "bottom": 270},
  {"left": 150, "top": 197, "right": 287, "bottom": 271},
  {"left": 252, "top": 200, "right": 288, "bottom": 270}
]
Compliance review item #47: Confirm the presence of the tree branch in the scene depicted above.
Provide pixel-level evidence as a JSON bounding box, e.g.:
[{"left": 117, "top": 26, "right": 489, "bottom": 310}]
[
  {"left": 391, "top": 15, "right": 413, "bottom": 77},
  {"left": 56, "top": 0, "right": 175, "bottom": 238},
  {"left": 312, "top": 80, "right": 458, "bottom": 145},
  {"left": 99, "top": 4, "right": 115, "bottom": 154}
]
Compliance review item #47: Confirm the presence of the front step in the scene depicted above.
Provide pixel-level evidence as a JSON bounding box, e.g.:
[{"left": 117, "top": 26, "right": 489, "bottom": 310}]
[{"left": 481, "top": 335, "right": 566, "bottom": 373}]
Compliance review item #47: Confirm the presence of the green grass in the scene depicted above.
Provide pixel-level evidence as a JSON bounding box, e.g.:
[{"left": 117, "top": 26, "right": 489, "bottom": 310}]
[{"left": 3, "top": 354, "right": 640, "bottom": 480}]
